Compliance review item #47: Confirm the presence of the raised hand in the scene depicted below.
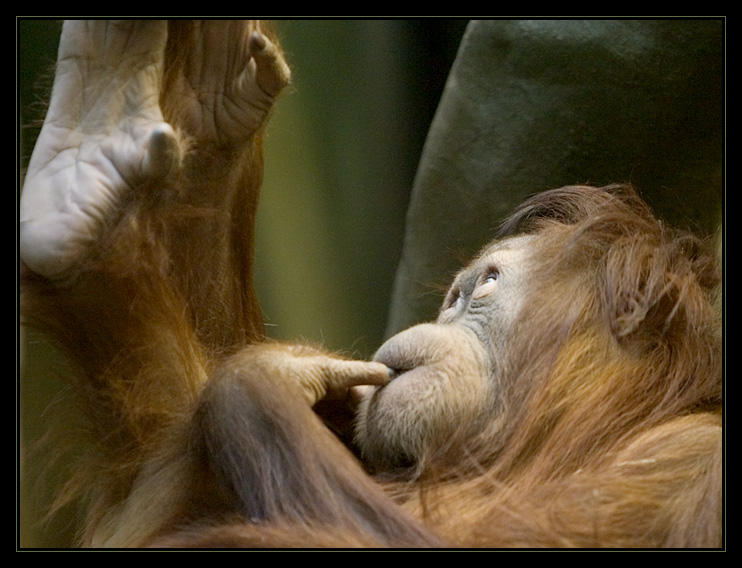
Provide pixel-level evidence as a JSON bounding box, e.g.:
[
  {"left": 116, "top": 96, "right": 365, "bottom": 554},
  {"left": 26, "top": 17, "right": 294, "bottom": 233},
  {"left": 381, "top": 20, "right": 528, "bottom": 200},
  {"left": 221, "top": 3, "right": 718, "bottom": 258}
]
[{"left": 20, "top": 21, "right": 178, "bottom": 278}]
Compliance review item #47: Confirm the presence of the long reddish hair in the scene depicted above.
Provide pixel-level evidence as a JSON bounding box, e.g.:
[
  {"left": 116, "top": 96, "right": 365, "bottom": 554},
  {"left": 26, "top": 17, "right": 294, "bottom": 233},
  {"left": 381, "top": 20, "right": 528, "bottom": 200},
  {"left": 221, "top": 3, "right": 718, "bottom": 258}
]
[{"left": 395, "top": 185, "right": 722, "bottom": 547}]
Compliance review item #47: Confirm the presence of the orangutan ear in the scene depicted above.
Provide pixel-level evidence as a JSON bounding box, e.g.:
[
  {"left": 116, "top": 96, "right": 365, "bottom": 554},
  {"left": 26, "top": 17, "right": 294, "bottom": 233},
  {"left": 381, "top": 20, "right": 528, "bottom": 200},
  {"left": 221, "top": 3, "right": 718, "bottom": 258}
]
[
  {"left": 602, "top": 233, "right": 716, "bottom": 345},
  {"left": 602, "top": 238, "right": 680, "bottom": 343}
]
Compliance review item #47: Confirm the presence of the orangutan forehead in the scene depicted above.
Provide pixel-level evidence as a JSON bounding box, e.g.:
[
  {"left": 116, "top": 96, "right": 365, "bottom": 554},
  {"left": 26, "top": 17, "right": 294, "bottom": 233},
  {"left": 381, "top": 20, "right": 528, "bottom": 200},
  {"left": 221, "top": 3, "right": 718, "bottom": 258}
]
[{"left": 475, "top": 235, "right": 536, "bottom": 265}]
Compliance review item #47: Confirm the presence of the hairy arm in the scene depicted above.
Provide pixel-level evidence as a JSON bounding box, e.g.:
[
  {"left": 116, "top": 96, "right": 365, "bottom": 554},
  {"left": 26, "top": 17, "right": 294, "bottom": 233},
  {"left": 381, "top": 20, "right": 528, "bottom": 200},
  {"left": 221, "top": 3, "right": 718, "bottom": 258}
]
[
  {"left": 20, "top": 20, "right": 291, "bottom": 547},
  {"left": 188, "top": 343, "right": 441, "bottom": 547}
]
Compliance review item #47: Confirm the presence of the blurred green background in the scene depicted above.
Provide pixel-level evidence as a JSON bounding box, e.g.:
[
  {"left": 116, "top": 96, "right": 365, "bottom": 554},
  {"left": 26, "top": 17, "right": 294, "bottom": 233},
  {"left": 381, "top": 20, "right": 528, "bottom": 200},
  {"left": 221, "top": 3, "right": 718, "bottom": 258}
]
[
  {"left": 254, "top": 20, "right": 468, "bottom": 356},
  {"left": 18, "top": 18, "right": 468, "bottom": 548}
]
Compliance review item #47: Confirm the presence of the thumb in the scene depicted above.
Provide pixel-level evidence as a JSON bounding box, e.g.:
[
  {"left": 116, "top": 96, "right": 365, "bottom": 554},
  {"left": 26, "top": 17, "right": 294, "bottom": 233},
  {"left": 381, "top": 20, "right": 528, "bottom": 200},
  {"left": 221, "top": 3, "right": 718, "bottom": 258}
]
[{"left": 302, "top": 359, "right": 392, "bottom": 406}]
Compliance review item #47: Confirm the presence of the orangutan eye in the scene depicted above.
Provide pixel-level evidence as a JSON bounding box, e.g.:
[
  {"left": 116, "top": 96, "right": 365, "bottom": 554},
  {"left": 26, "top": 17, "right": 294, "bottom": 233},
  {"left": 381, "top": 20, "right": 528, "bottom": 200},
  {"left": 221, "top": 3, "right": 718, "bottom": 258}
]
[
  {"left": 440, "top": 286, "right": 463, "bottom": 320},
  {"left": 472, "top": 270, "right": 499, "bottom": 300},
  {"left": 446, "top": 288, "right": 462, "bottom": 310}
]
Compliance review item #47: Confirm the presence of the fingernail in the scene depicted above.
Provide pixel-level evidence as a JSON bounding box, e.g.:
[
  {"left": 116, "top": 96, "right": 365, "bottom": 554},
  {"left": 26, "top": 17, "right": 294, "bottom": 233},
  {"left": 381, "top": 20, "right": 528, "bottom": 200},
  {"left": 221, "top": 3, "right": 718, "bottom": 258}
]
[{"left": 250, "top": 31, "right": 267, "bottom": 51}]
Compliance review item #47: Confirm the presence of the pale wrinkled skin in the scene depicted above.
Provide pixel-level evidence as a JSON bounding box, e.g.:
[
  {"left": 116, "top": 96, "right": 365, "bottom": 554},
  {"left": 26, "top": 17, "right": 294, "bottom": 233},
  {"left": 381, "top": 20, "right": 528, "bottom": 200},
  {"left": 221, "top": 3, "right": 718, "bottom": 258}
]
[
  {"left": 232, "top": 343, "right": 392, "bottom": 408},
  {"left": 356, "top": 237, "right": 535, "bottom": 469},
  {"left": 162, "top": 20, "right": 289, "bottom": 146},
  {"left": 19, "top": 20, "right": 289, "bottom": 279}
]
